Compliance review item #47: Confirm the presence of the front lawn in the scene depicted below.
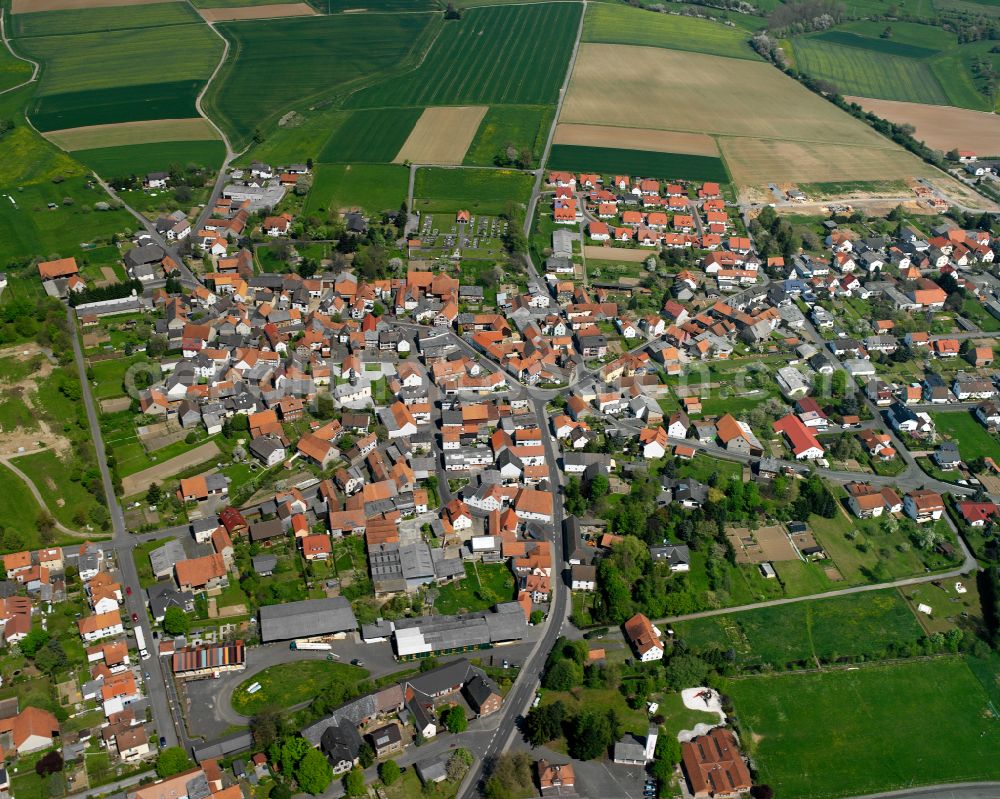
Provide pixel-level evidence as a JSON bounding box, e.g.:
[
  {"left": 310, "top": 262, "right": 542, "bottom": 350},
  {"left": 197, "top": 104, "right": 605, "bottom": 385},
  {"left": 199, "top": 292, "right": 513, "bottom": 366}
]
[
  {"left": 930, "top": 410, "right": 1000, "bottom": 462},
  {"left": 231, "top": 660, "right": 368, "bottom": 715},
  {"left": 726, "top": 657, "right": 1000, "bottom": 799},
  {"left": 133, "top": 539, "right": 169, "bottom": 588}
]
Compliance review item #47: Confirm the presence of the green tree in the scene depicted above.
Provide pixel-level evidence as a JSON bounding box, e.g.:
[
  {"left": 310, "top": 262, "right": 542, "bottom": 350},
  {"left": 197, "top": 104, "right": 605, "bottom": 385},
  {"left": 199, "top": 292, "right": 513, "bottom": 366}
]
[
  {"left": 567, "top": 710, "right": 612, "bottom": 760},
  {"left": 279, "top": 736, "right": 312, "bottom": 777},
  {"left": 156, "top": 747, "right": 194, "bottom": 778},
  {"left": 269, "top": 783, "right": 292, "bottom": 799},
  {"left": 251, "top": 709, "right": 283, "bottom": 751},
  {"left": 586, "top": 473, "right": 610, "bottom": 503},
  {"left": 664, "top": 654, "right": 709, "bottom": 691},
  {"left": 442, "top": 705, "right": 467, "bottom": 734},
  {"left": 34, "top": 639, "right": 68, "bottom": 675},
  {"left": 357, "top": 741, "right": 375, "bottom": 768},
  {"left": 524, "top": 701, "right": 565, "bottom": 746},
  {"left": 295, "top": 749, "right": 333, "bottom": 795},
  {"left": 343, "top": 766, "right": 365, "bottom": 797},
  {"left": 543, "top": 659, "right": 581, "bottom": 691},
  {"left": 20, "top": 627, "right": 51, "bottom": 658},
  {"left": 163, "top": 606, "right": 191, "bottom": 636},
  {"left": 378, "top": 760, "right": 400, "bottom": 786},
  {"left": 146, "top": 483, "right": 163, "bottom": 505}
]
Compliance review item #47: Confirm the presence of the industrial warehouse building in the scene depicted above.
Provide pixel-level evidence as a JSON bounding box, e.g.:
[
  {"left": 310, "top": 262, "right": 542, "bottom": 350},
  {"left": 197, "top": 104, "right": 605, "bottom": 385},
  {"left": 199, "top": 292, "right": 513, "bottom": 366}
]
[
  {"left": 389, "top": 602, "right": 527, "bottom": 659},
  {"left": 258, "top": 597, "right": 359, "bottom": 643}
]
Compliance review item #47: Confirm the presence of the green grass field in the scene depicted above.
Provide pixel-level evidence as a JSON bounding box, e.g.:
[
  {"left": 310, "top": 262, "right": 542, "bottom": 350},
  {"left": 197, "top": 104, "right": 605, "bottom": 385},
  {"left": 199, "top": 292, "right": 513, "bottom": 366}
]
[
  {"left": 12, "top": 449, "right": 103, "bottom": 531},
  {"left": 413, "top": 167, "right": 533, "bottom": 214},
  {"left": 0, "top": 91, "right": 88, "bottom": 189},
  {"left": 72, "top": 140, "right": 225, "bottom": 178},
  {"left": 231, "top": 660, "right": 367, "bottom": 715},
  {"left": 0, "top": 177, "right": 133, "bottom": 265},
  {"left": 834, "top": 20, "right": 957, "bottom": 50},
  {"left": 241, "top": 107, "right": 349, "bottom": 166},
  {"left": 304, "top": 163, "right": 407, "bottom": 214},
  {"left": 547, "top": 144, "right": 730, "bottom": 183},
  {"left": 582, "top": 3, "right": 760, "bottom": 60},
  {"left": 792, "top": 37, "right": 950, "bottom": 105},
  {"left": 14, "top": 3, "right": 222, "bottom": 131},
  {"left": 12, "top": 1, "right": 197, "bottom": 36},
  {"left": 205, "top": 13, "right": 435, "bottom": 151},
  {"left": 0, "top": 37, "right": 33, "bottom": 95},
  {"left": 0, "top": 386, "right": 37, "bottom": 433},
  {"left": 673, "top": 589, "right": 925, "bottom": 666},
  {"left": 939, "top": 40, "right": 1000, "bottom": 112},
  {"left": 930, "top": 410, "right": 1000, "bottom": 461},
  {"left": 434, "top": 562, "right": 516, "bottom": 615},
  {"left": 813, "top": 30, "right": 939, "bottom": 59},
  {"left": 0, "top": 464, "right": 45, "bottom": 554},
  {"left": 463, "top": 105, "right": 553, "bottom": 168},
  {"left": 346, "top": 3, "right": 582, "bottom": 108},
  {"left": 726, "top": 658, "right": 1000, "bottom": 798},
  {"left": 317, "top": 107, "right": 422, "bottom": 164}
]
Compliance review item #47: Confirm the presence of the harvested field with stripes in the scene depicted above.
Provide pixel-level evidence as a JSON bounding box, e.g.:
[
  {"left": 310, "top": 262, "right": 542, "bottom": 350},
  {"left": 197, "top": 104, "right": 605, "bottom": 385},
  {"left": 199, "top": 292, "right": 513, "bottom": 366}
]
[
  {"left": 394, "top": 105, "right": 487, "bottom": 165},
  {"left": 560, "top": 43, "right": 944, "bottom": 195},
  {"left": 846, "top": 97, "right": 1000, "bottom": 156},
  {"left": 553, "top": 124, "right": 719, "bottom": 156},
  {"left": 44, "top": 118, "right": 219, "bottom": 150},
  {"left": 197, "top": 2, "right": 315, "bottom": 20}
]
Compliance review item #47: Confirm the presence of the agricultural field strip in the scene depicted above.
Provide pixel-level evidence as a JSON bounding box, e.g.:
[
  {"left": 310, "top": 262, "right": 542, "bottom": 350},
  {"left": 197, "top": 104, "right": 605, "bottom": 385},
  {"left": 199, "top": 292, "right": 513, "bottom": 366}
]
[
  {"left": 346, "top": 2, "right": 581, "bottom": 108},
  {"left": 581, "top": 1, "right": 761, "bottom": 60},
  {"left": 11, "top": 0, "right": 178, "bottom": 13},
  {"left": 812, "top": 30, "right": 940, "bottom": 58},
  {"left": 13, "top": 23, "right": 221, "bottom": 97},
  {"left": 197, "top": 2, "right": 316, "bottom": 20},
  {"left": 393, "top": 105, "right": 487, "bottom": 164},
  {"left": 560, "top": 44, "right": 905, "bottom": 149},
  {"left": 43, "top": 118, "right": 220, "bottom": 150},
  {"left": 552, "top": 123, "right": 720, "bottom": 156},
  {"left": 792, "top": 38, "right": 950, "bottom": 106},
  {"left": 845, "top": 95, "right": 1000, "bottom": 155},
  {"left": 205, "top": 12, "right": 436, "bottom": 150}
]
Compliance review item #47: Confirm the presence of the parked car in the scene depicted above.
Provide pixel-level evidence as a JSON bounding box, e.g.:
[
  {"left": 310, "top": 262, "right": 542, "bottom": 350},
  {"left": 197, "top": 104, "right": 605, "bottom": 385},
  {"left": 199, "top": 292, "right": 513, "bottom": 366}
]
[
  {"left": 131, "top": 613, "right": 139, "bottom": 623},
  {"left": 125, "top": 586, "right": 132, "bottom": 596}
]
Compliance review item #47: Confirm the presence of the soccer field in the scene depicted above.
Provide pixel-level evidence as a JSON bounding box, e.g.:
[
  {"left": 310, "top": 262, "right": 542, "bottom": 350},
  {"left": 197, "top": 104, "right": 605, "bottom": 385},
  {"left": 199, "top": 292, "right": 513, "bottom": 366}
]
[{"left": 726, "top": 658, "right": 1000, "bottom": 798}]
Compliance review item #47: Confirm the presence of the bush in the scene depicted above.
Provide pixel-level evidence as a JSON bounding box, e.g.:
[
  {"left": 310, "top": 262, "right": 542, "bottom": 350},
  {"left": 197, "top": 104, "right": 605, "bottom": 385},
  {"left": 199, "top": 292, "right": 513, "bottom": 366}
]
[
  {"left": 36, "top": 751, "right": 63, "bottom": 776},
  {"left": 378, "top": 760, "right": 400, "bottom": 786},
  {"left": 156, "top": 747, "right": 193, "bottom": 778}
]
